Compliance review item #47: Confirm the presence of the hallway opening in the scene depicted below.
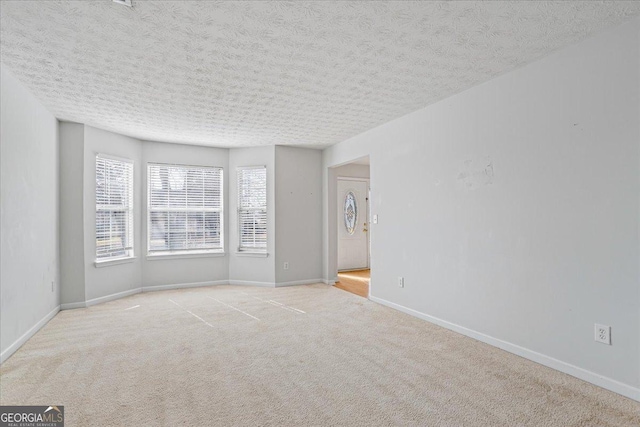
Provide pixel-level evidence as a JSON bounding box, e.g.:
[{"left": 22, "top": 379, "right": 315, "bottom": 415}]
[{"left": 335, "top": 269, "right": 370, "bottom": 298}]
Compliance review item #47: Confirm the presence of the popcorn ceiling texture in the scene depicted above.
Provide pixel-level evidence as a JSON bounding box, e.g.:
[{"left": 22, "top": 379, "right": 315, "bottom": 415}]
[{"left": 1, "top": 1, "right": 639, "bottom": 147}]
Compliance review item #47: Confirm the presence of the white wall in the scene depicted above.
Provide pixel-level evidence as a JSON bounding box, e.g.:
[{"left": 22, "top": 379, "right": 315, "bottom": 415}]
[
  {"left": 228, "top": 146, "right": 276, "bottom": 285},
  {"left": 334, "top": 163, "right": 369, "bottom": 180},
  {"left": 1, "top": 67, "right": 59, "bottom": 361},
  {"left": 323, "top": 18, "right": 640, "bottom": 399},
  {"left": 141, "top": 141, "right": 229, "bottom": 288},
  {"left": 275, "top": 146, "right": 323, "bottom": 284}
]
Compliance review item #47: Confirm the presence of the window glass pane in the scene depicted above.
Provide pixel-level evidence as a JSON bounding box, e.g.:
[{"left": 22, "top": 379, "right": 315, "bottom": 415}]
[
  {"left": 96, "top": 155, "right": 133, "bottom": 260},
  {"left": 167, "top": 211, "right": 187, "bottom": 251},
  {"left": 344, "top": 191, "right": 357, "bottom": 235},
  {"left": 96, "top": 211, "right": 128, "bottom": 258},
  {"left": 238, "top": 167, "right": 267, "bottom": 250},
  {"left": 149, "top": 211, "right": 168, "bottom": 252},
  {"left": 204, "top": 212, "right": 222, "bottom": 248},
  {"left": 148, "top": 163, "right": 223, "bottom": 254}
]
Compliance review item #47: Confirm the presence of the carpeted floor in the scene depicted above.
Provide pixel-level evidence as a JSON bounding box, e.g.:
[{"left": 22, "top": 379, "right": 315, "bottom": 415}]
[{"left": 1, "top": 284, "right": 638, "bottom": 426}]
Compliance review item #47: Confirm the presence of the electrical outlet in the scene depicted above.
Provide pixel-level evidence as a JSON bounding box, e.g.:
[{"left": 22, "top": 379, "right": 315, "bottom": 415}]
[
  {"left": 373, "top": 214, "right": 378, "bottom": 224},
  {"left": 283, "top": 262, "right": 289, "bottom": 270},
  {"left": 398, "top": 277, "right": 404, "bottom": 288},
  {"left": 595, "top": 324, "right": 611, "bottom": 345}
]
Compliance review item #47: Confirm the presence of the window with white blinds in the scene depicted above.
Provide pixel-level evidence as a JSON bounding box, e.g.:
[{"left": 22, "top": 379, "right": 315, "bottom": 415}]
[
  {"left": 237, "top": 166, "right": 267, "bottom": 251},
  {"left": 96, "top": 155, "right": 134, "bottom": 261},
  {"left": 148, "top": 163, "right": 223, "bottom": 255}
]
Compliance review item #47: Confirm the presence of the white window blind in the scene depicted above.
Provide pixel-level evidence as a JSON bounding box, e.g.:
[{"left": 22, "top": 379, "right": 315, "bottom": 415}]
[
  {"left": 238, "top": 166, "right": 267, "bottom": 251},
  {"left": 148, "top": 163, "right": 223, "bottom": 254},
  {"left": 96, "top": 155, "right": 134, "bottom": 260}
]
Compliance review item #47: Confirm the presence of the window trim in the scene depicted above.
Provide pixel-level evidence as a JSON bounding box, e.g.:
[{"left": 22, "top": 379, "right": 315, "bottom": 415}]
[
  {"left": 237, "top": 165, "right": 267, "bottom": 253},
  {"left": 94, "top": 256, "right": 137, "bottom": 268},
  {"left": 146, "top": 251, "right": 225, "bottom": 261},
  {"left": 146, "top": 162, "right": 224, "bottom": 258},
  {"left": 234, "top": 251, "right": 269, "bottom": 257},
  {"left": 95, "top": 153, "right": 135, "bottom": 265}
]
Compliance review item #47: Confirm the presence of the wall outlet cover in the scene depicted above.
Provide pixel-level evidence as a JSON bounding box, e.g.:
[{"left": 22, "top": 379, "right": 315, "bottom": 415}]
[{"left": 594, "top": 324, "right": 611, "bottom": 345}]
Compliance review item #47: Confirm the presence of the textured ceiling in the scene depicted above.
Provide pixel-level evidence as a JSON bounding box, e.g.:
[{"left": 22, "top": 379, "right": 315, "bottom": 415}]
[{"left": 1, "top": 1, "right": 639, "bottom": 148}]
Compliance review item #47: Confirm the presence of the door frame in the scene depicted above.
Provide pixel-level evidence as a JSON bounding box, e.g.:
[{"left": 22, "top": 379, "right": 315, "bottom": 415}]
[{"left": 337, "top": 176, "right": 370, "bottom": 271}]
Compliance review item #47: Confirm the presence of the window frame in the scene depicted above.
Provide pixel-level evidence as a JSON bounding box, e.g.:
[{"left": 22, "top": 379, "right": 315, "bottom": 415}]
[
  {"left": 95, "top": 153, "right": 135, "bottom": 265},
  {"left": 237, "top": 165, "right": 267, "bottom": 253},
  {"left": 146, "top": 162, "right": 224, "bottom": 258}
]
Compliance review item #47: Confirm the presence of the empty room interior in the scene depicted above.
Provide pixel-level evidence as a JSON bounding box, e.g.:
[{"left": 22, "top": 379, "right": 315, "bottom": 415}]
[{"left": 1, "top": 1, "right": 639, "bottom": 425}]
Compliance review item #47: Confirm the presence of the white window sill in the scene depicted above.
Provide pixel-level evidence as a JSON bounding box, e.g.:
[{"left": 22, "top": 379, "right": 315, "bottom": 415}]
[
  {"left": 94, "top": 257, "right": 136, "bottom": 268},
  {"left": 146, "top": 251, "right": 226, "bottom": 261},
  {"left": 235, "top": 251, "right": 269, "bottom": 258}
]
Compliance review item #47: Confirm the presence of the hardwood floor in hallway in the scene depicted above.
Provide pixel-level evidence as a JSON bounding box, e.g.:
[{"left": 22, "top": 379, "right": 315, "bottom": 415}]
[{"left": 335, "top": 269, "right": 370, "bottom": 298}]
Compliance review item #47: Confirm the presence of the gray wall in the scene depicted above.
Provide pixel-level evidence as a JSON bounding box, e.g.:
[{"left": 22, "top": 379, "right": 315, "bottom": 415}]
[
  {"left": 228, "top": 146, "right": 276, "bottom": 285},
  {"left": 60, "top": 122, "right": 144, "bottom": 308},
  {"left": 141, "top": 141, "right": 229, "bottom": 288},
  {"left": 58, "top": 132, "right": 326, "bottom": 296},
  {"left": 275, "top": 146, "right": 323, "bottom": 284},
  {"left": 60, "top": 128, "right": 235, "bottom": 300},
  {"left": 323, "top": 17, "right": 640, "bottom": 398},
  {"left": 1, "top": 68, "right": 59, "bottom": 361},
  {"left": 59, "top": 122, "right": 85, "bottom": 305},
  {"left": 82, "top": 126, "right": 143, "bottom": 302},
  {"left": 60, "top": 124, "right": 144, "bottom": 305}
]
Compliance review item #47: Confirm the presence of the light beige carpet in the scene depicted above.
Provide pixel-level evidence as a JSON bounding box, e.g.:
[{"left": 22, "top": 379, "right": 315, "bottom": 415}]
[{"left": 1, "top": 284, "right": 638, "bottom": 426}]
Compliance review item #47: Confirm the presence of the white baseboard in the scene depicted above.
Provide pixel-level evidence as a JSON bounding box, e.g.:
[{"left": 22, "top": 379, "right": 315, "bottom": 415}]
[
  {"left": 64, "top": 278, "right": 318, "bottom": 307},
  {"left": 61, "top": 301, "right": 86, "bottom": 310},
  {"left": 369, "top": 295, "right": 639, "bottom": 402},
  {"left": 85, "top": 288, "right": 141, "bottom": 307},
  {"left": 323, "top": 277, "right": 337, "bottom": 285},
  {"left": 0, "top": 305, "right": 60, "bottom": 364},
  {"left": 228, "top": 280, "right": 275, "bottom": 287},
  {"left": 275, "top": 278, "right": 324, "bottom": 287},
  {"left": 142, "top": 280, "right": 227, "bottom": 292},
  {"left": 145, "top": 278, "right": 323, "bottom": 290}
]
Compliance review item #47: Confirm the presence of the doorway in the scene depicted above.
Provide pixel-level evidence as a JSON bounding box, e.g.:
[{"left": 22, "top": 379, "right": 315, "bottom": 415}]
[
  {"left": 337, "top": 178, "right": 369, "bottom": 271},
  {"left": 335, "top": 269, "right": 370, "bottom": 298},
  {"left": 332, "top": 157, "right": 370, "bottom": 298}
]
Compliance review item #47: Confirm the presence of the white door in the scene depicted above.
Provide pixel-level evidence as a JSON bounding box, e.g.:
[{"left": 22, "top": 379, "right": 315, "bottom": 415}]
[{"left": 337, "top": 179, "right": 369, "bottom": 271}]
